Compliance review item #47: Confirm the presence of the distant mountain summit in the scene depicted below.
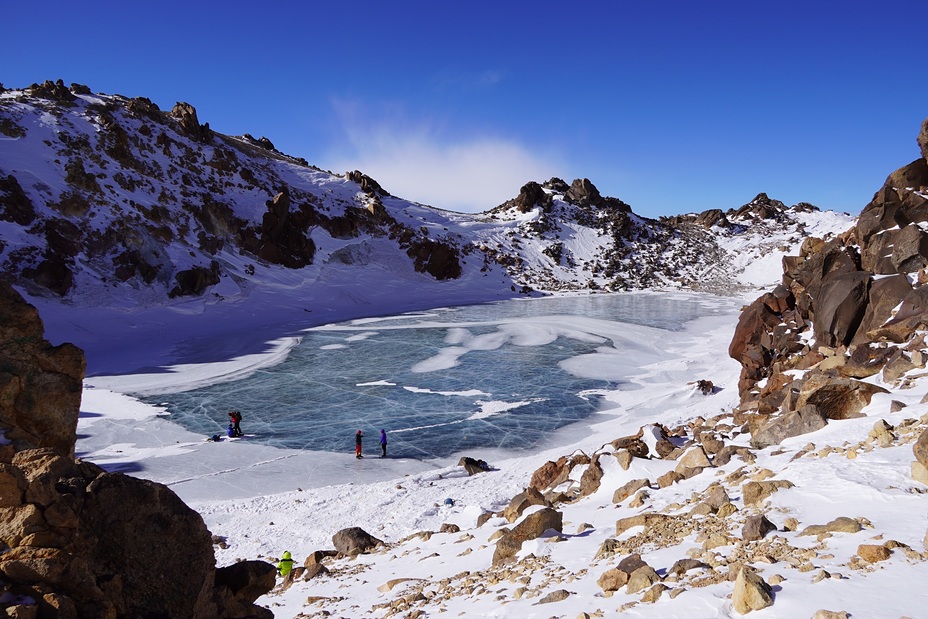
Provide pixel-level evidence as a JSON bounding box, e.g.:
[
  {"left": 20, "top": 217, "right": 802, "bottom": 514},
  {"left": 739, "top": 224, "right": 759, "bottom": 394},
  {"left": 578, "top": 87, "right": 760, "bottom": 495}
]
[{"left": 0, "top": 80, "right": 854, "bottom": 316}]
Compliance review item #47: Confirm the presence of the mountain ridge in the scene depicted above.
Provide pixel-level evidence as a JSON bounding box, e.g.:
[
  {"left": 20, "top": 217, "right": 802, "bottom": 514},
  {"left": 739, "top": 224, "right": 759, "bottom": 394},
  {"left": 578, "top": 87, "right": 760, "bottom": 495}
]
[{"left": 1, "top": 80, "right": 854, "bottom": 318}]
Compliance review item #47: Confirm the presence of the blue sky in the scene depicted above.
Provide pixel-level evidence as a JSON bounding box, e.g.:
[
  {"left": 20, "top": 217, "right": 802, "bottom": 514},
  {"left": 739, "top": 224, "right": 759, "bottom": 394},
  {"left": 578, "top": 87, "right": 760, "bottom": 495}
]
[{"left": 4, "top": 1, "right": 927, "bottom": 217}]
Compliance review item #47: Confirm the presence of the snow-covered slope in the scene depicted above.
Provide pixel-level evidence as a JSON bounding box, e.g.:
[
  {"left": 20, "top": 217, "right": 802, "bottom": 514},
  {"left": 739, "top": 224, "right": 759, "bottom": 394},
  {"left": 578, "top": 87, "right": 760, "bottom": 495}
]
[{"left": 1, "top": 82, "right": 855, "bottom": 375}]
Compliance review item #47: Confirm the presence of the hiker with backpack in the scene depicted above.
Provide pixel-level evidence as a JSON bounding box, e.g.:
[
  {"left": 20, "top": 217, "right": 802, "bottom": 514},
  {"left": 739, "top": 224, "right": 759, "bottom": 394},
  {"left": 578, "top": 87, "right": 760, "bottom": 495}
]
[
  {"left": 276, "top": 551, "right": 294, "bottom": 578},
  {"left": 228, "top": 411, "right": 243, "bottom": 437}
]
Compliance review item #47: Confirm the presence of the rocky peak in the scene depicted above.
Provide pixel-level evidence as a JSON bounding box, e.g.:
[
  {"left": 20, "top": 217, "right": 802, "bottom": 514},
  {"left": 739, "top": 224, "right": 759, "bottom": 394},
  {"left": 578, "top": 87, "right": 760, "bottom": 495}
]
[
  {"left": 563, "top": 178, "right": 604, "bottom": 208},
  {"left": 729, "top": 116, "right": 928, "bottom": 448},
  {"left": 27, "top": 79, "right": 75, "bottom": 103},
  {"left": 171, "top": 101, "right": 211, "bottom": 141}
]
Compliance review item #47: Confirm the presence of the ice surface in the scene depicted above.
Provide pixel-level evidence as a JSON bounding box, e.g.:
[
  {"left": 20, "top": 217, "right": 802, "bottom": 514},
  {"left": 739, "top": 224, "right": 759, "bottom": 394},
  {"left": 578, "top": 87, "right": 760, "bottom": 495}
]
[{"left": 140, "top": 294, "right": 724, "bottom": 459}]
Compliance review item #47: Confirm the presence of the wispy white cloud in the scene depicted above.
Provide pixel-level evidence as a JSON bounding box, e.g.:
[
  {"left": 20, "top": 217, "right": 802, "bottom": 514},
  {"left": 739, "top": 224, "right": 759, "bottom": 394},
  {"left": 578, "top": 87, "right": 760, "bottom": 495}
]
[
  {"left": 432, "top": 69, "right": 504, "bottom": 92},
  {"left": 323, "top": 100, "right": 564, "bottom": 213}
]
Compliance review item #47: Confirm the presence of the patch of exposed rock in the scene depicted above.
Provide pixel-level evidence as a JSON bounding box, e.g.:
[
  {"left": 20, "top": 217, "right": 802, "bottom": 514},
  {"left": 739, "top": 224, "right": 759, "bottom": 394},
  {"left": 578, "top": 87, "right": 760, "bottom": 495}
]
[
  {"left": 729, "top": 116, "right": 928, "bottom": 448},
  {"left": 0, "top": 283, "right": 274, "bottom": 618}
]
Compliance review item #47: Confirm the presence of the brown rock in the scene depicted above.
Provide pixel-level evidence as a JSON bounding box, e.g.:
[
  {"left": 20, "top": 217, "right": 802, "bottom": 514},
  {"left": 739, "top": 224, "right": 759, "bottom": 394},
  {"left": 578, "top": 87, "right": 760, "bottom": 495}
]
[
  {"left": 912, "top": 461, "right": 928, "bottom": 485},
  {"left": 853, "top": 274, "right": 913, "bottom": 345},
  {"left": 614, "top": 449, "right": 633, "bottom": 470},
  {"left": 657, "top": 470, "right": 684, "bottom": 488},
  {"left": 535, "top": 589, "right": 570, "bottom": 604},
  {"left": 597, "top": 566, "right": 629, "bottom": 592},
  {"left": 732, "top": 566, "right": 773, "bottom": 614},
  {"left": 813, "top": 271, "right": 871, "bottom": 348},
  {"left": 798, "top": 517, "right": 862, "bottom": 537},
  {"left": 669, "top": 558, "right": 710, "bottom": 575},
  {"left": 612, "top": 478, "right": 650, "bottom": 504},
  {"left": 674, "top": 445, "right": 712, "bottom": 473},
  {"left": 626, "top": 565, "right": 660, "bottom": 594},
  {"left": 503, "top": 486, "right": 549, "bottom": 523},
  {"left": 493, "top": 507, "right": 562, "bottom": 565},
  {"left": 530, "top": 457, "right": 569, "bottom": 491},
  {"left": 215, "top": 560, "right": 277, "bottom": 603},
  {"left": 579, "top": 456, "right": 604, "bottom": 497},
  {"left": 750, "top": 405, "right": 827, "bottom": 449},
  {"left": 742, "top": 515, "right": 776, "bottom": 541},
  {"left": 742, "top": 480, "right": 795, "bottom": 506},
  {"left": 615, "top": 513, "right": 671, "bottom": 536},
  {"left": 0, "top": 281, "right": 85, "bottom": 457},
  {"left": 857, "top": 544, "right": 891, "bottom": 563},
  {"left": 332, "top": 527, "right": 383, "bottom": 555},
  {"left": 918, "top": 117, "right": 928, "bottom": 161},
  {"left": 913, "top": 429, "right": 928, "bottom": 468},
  {"left": 794, "top": 373, "right": 888, "bottom": 421}
]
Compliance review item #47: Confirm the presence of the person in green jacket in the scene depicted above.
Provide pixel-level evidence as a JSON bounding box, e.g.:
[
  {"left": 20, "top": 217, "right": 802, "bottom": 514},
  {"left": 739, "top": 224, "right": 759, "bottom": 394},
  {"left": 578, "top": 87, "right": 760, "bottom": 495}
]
[{"left": 277, "top": 551, "right": 294, "bottom": 577}]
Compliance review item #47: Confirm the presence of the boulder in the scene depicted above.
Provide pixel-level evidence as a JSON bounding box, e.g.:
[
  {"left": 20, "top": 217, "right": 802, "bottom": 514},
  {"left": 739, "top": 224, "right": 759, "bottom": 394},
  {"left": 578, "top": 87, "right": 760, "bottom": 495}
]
[
  {"left": 578, "top": 455, "right": 604, "bottom": 497},
  {"left": 612, "top": 479, "right": 650, "bottom": 504},
  {"left": 406, "top": 239, "right": 462, "bottom": 280},
  {"left": 870, "top": 285, "right": 928, "bottom": 343},
  {"left": 857, "top": 544, "right": 891, "bottom": 563},
  {"left": 610, "top": 432, "right": 649, "bottom": 458},
  {"left": 169, "top": 261, "right": 221, "bottom": 298},
  {"left": 503, "top": 486, "right": 549, "bottom": 523},
  {"left": 513, "top": 181, "right": 549, "bottom": 212},
  {"left": 674, "top": 445, "right": 712, "bottom": 473},
  {"left": 597, "top": 554, "right": 650, "bottom": 592},
  {"left": 742, "top": 515, "right": 776, "bottom": 541},
  {"left": 798, "top": 517, "right": 862, "bottom": 537},
  {"left": 750, "top": 405, "right": 827, "bottom": 449},
  {"left": 331, "top": 527, "right": 383, "bottom": 556},
  {"left": 626, "top": 565, "right": 660, "bottom": 594},
  {"left": 214, "top": 560, "right": 277, "bottom": 603},
  {"left": 891, "top": 223, "right": 928, "bottom": 272},
  {"left": 794, "top": 374, "right": 888, "bottom": 420},
  {"left": 529, "top": 457, "right": 569, "bottom": 491},
  {"left": 732, "top": 566, "right": 773, "bottom": 614},
  {"left": 742, "top": 480, "right": 794, "bottom": 506},
  {"left": 492, "top": 507, "right": 562, "bottom": 565}
]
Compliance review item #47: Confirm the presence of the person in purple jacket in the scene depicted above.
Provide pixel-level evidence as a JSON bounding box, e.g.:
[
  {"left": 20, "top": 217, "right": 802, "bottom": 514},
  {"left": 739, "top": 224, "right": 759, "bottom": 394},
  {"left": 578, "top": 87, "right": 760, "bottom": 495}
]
[{"left": 379, "top": 429, "right": 387, "bottom": 458}]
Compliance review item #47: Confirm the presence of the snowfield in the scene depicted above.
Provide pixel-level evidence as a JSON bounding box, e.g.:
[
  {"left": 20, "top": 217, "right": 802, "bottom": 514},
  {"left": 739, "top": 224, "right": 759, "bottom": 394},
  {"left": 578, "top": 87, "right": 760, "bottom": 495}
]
[{"left": 65, "top": 229, "right": 928, "bottom": 618}]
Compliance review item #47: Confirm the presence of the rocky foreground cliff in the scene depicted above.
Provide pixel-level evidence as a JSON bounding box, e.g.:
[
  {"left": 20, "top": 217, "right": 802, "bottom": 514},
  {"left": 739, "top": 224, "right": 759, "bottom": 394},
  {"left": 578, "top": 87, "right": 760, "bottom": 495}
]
[{"left": 0, "top": 280, "right": 276, "bottom": 618}]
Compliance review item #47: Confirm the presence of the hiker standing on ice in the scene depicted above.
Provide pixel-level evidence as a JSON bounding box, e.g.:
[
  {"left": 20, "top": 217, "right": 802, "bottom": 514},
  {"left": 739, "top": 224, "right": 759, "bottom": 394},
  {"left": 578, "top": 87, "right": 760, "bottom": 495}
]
[
  {"left": 228, "top": 411, "right": 243, "bottom": 437},
  {"left": 355, "top": 429, "right": 364, "bottom": 458},
  {"left": 379, "top": 429, "right": 387, "bottom": 458}
]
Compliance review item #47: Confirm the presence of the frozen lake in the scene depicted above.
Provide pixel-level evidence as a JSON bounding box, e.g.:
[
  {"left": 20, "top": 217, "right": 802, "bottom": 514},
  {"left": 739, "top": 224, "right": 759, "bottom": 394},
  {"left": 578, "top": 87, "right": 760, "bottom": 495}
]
[{"left": 143, "top": 293, "right": 724, "bottom": 459}]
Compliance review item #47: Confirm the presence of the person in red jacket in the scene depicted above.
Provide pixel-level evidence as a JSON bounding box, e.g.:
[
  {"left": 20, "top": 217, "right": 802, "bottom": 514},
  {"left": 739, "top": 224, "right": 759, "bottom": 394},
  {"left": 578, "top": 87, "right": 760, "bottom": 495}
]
[
  {"left": 355, "top": 429, "right": 364, "bottom": 458},
  {"left": 228, "top": 411, "right": 242, "bottom": 437}
]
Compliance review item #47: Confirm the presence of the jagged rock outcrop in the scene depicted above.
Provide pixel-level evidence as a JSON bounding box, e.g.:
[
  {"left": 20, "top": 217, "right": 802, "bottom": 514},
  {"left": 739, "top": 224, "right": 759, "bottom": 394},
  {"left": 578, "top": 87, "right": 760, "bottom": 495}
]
[
  {"left": 171, "top": 101, "right": 211, "bottom": 141},
  {"left": 0, "top": 283, "right": 274, "bottom": 618},
  {"left": 0, "top": 280, "right": 84, "bottom": 457},
  {"left": 729, "top": 116, "right": 928, "bottom": 447}
]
